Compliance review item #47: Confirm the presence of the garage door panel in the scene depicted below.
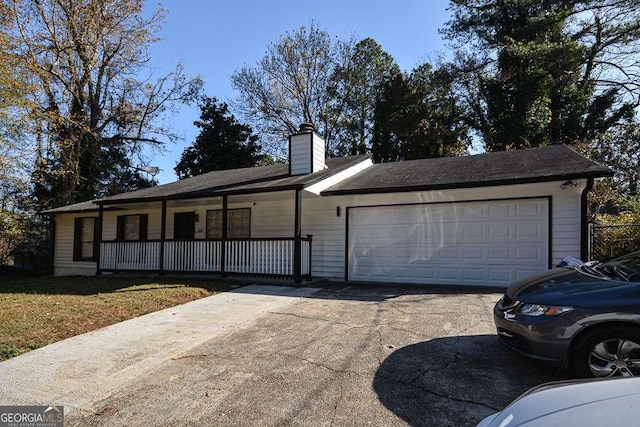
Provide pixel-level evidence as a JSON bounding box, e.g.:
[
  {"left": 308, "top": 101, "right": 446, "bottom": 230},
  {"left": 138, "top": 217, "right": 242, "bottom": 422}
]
[
  {"left": 488, "top": 269, "right": 511, "bottom": 283},
  {"left": 489, "top": 204, "right": 510, "bottom": 216},
  {"left": 463, "top": 247, "right": 484, "bottom": 260},
  {"left": 517, "top": 201, "right": 543, "bottom": 216},
  {"left": 348, "top": 199, "right": 549, "bottom": 286},
  {"left": 462, "top": 224, "right": 485, "bottom": 239},
  {"left": 460, "top": 205, "right": 487, "bottom": 219},
  {"left": 488, "top": 247, "right": 510, "bottom": 260},
  {"left": 488, "top": 224, "right": 511, "bottom": 239},
  {"left": 516, "top": 223, "right": 543, "bottom": 238},
  {"left": 463, "top": 268, "right": 484, "bottom": 281}
]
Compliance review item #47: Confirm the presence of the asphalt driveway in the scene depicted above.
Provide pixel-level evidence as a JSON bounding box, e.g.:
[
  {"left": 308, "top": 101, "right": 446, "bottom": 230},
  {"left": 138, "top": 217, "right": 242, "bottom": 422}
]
[{"left": 0, "top": 284, "right": 564, "bottom": 426}]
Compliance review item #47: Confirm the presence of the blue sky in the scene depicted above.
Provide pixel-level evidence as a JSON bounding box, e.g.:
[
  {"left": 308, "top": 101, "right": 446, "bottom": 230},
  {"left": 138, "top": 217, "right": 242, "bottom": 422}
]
[{"left": 147, "top": 0, "right": 452, "bottom": 183}]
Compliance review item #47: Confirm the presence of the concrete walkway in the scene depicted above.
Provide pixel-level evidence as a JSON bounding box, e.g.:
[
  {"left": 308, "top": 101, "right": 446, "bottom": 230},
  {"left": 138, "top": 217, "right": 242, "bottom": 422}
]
[{"left": 0, "top": 285, "right": 318, "bottom": 414}]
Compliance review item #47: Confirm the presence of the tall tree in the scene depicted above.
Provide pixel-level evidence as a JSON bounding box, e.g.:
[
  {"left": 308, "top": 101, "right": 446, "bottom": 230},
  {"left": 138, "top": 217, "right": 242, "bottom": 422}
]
[
  {"left": 0, "top": 0, "right": 41, "bottom": 265},
  {"left": 587, "top": 121, "right": 640, "bottom": 195},
  {"left": 332, "top": 38, "right": 400, "bottom": 155},
  {"left": 0, "top": 0, "right": 30, "bottom": 188},
  {"left": 175, "top": 97, "right": 263, "bottom": 179},
  {"left": 231, "top": 22, "right": 354, "bottom": 156},
  {"left": 443, "top": 0, "right": 639, "bottom": 151},
  {"left": 372, "top": 63, "right": 470, "bottom": 162},
  {"left": 3, "top": 0, "right": 201, "bottom": 208}
]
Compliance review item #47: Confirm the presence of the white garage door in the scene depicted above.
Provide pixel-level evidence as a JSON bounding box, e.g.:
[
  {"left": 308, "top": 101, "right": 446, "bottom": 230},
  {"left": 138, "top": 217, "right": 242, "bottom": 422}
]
[{"left": 348, "top": 198, "right": 549, "bottom": 286}]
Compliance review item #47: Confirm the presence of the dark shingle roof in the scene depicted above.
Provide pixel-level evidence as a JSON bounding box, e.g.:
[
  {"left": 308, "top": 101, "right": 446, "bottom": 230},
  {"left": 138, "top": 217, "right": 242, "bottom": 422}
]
[
  {"left": 95, "top": 163, "right": 290, "bottom": 204},
  {"left": 41, "top": 155, "right": 373, "bottom": 213},
  {"left": 216, "top": 155, "right": 371, "bottom": 195},
  {"left": 322, "top": 145, "right": 612, "bottom": 195},
  {"left": 42, "top": 200, "right": 102, "bottom": 214},
  {"left": 94, "top": 155, "right": 370, "bottom": 204}
]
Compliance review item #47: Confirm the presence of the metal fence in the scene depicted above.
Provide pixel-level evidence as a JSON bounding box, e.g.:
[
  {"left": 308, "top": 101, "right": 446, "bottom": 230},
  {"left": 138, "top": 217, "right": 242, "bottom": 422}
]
[{"left": 589, "top": 223, "right": 640, "bottom": 261}]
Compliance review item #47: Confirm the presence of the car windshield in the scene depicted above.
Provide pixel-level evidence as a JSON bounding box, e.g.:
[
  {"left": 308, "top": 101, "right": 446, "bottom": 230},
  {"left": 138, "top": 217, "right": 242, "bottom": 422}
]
[{"left": 593, "top": 250, "right": 640, "bottom": 281}]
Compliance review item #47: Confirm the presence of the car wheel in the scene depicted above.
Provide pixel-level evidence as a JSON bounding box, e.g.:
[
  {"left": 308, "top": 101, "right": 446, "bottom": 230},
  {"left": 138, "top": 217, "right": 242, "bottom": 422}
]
[{"left": 573, "top": 326, "right": 640, "bottom": 378}]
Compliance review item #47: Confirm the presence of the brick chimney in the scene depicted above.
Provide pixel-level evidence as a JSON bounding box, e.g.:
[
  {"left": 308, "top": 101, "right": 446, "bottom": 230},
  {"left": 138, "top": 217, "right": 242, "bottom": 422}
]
[{"left": 288, "top": 123, "right": 327, "bottom": 175}]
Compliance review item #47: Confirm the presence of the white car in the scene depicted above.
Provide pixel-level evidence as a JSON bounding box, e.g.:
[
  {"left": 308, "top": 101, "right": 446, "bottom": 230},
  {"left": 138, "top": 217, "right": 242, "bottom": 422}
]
[{"left": 478, "top": 377, "right": 640, "bottom": 426}]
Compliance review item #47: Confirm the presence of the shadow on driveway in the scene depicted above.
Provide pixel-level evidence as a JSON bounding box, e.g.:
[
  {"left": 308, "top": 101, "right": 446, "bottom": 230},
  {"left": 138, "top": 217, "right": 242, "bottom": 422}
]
[
  {"left": 373, "top": 334, "right": 567, "bottom": 426},
  {"left": 231, "top": 281, "right": 507, "bottom": 302}
]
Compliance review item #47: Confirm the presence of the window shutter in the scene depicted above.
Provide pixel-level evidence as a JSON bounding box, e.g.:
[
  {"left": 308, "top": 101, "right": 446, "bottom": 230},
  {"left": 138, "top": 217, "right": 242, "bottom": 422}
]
[
  {"left": 92, "top": 218, "right": 100, "bottom": 261},
  {"left": 116, "top": 215, "right": 125, "bottom": 240},
  {"left": 140, "top": 214, "right": 148, "bottom": 241},
  {"left": 206, "top": 210, "right": 222, "bottom": 239},
  {"left": 73, "top": 218, "right": 82, "bottom": 261}
]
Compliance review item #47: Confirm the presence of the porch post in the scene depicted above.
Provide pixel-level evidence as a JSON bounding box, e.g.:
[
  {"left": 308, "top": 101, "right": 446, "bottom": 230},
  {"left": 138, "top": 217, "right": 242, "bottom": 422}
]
[
  {"left": 221, "top": 195, "right": 228, "bottom": 277},
  {"left": 96, "top": 204, "right": 103, "bottom": 275},
  {"left": 294, "top": 188, "right": 302, "bottom": 283},
  {"left": 160, "top": 200, "right": 167, "bottom": 275}
]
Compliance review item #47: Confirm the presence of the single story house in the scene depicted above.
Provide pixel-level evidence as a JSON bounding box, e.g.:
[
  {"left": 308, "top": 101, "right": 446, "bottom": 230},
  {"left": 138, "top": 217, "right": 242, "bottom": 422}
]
[{"left": 45, "top": 124, "right": 612, "bottom": 287}]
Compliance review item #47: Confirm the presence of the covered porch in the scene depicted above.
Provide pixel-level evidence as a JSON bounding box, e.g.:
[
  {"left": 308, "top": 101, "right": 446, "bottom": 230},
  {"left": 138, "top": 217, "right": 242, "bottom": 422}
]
[{"left": 94, "top": 188, "right": 313, "bottom": 282}]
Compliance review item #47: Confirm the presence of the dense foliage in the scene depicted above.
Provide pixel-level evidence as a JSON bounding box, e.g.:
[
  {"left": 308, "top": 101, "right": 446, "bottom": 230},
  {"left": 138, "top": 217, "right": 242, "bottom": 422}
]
[
  {"left": 175, "top": 97, "right": 263, "bottom": 179},
  {"left": 372, "top": 63, "right": 470, "bottom": 162},
  {"left": 442, "top": 0, "right": 640, "bottom": 152}
]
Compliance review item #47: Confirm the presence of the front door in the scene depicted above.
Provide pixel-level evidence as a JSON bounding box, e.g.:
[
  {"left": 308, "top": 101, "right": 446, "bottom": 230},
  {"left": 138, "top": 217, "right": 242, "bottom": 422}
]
[{"left": 174, "top": 212, "right": 196, "bottom": 240}]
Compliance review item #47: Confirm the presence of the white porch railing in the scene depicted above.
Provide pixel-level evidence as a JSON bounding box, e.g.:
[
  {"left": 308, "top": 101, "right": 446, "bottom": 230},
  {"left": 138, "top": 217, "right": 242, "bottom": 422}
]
[
  {"left": 100, "top": 241, "right": 161, "bottom": 271},
  {"left": 99, "top": 237, "right": 312, "bottom": 279},
  {"left": 164, "top": 240, "right": 223, "bottom": 272},
  {"left": 225, "top": 239, "right": 295, "bottom": 276}
]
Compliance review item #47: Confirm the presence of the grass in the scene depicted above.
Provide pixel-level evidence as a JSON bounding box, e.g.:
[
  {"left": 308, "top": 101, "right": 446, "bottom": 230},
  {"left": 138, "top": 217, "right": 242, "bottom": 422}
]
[{"left": 0, "top": 275, "right": 234, "bottom": 361}]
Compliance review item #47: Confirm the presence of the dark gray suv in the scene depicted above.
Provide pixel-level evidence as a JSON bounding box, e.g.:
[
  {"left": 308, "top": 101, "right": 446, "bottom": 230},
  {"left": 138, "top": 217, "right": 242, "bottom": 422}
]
[{"left": 494, "top": 250, "right": 640, "bottom": 377}]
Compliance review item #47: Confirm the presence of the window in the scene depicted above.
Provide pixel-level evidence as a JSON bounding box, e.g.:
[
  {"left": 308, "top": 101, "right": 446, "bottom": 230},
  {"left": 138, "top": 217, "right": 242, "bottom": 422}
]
[
  {"left": 116, "top": 214, "right": 148, "bottom": 241},
  {"left": 73, "top": 217, "right": 97, "bottom": 261},
  {"left": 206, "top": 208, "right": 251, "bottom": 239}
]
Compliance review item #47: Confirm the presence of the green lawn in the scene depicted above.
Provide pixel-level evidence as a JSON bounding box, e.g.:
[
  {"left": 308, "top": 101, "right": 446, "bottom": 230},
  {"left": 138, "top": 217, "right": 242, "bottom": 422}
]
[{"left": 0, "top": 276, "right": 234, "bottom": 361}]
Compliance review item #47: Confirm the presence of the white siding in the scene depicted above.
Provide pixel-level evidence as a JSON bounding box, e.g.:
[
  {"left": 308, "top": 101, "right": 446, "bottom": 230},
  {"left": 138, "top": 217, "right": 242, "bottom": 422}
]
[
  {"left": 53, "top": 213, "right": 98, "bottom": 276},
  {"left": 302, "top": 180, "right": 586, "bottom": 281},
  {"left": 251, "top": 199, "right": 294, "bottom": 237},
  {"left": 311, "top": 133, "right": 326, "bottom": 173},
  {"left": 290, "top": 132, "right": 326, "bottom": 175},
  {"left": 290, "top": 133, "right": 311, "bottom": 175}
]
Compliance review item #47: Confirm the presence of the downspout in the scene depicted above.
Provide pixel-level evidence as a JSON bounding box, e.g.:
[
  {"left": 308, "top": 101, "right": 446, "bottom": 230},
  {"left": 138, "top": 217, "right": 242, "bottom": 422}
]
[{"left": 580, "top": 177, "right": 595, "bottom": 261}]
